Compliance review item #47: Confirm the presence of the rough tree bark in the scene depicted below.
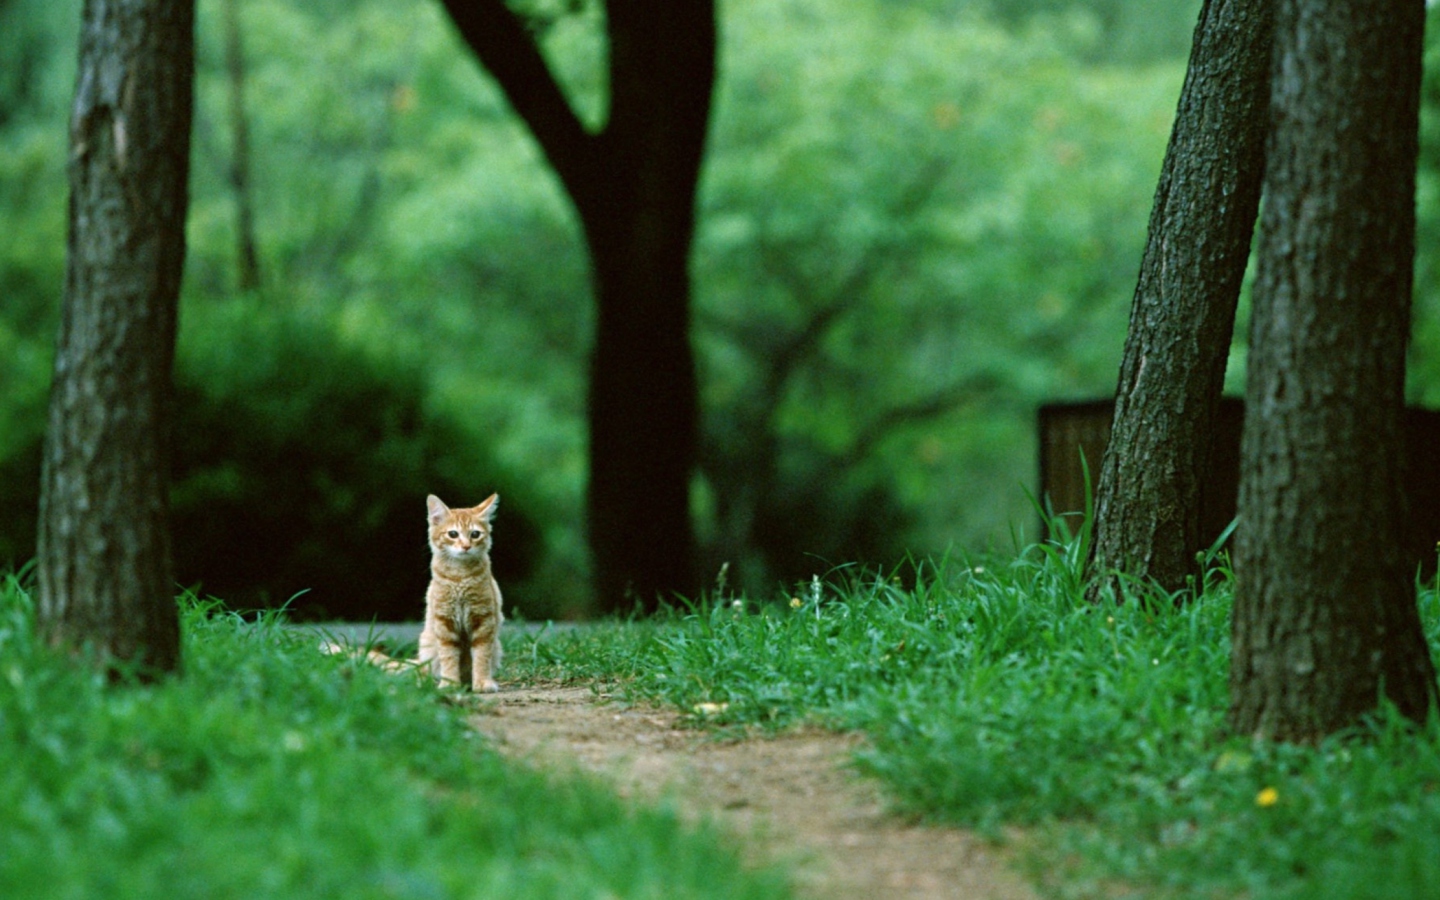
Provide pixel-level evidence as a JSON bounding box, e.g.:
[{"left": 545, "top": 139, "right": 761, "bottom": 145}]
[
  {"left": 438, "top": 0, "right": 715, "bottom": 612},
  {"left": 1229, "top": 0, "right": 1438, "bottom": 741},
  {"left": 36, "top": 0, "right": 195, "bottom": 675},
  {"left": 1087, "top": 0, "right": 1272, "bottom": 600}
]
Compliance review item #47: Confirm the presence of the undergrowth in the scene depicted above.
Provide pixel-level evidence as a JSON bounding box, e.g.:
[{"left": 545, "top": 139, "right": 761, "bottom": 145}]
[
  {"left": 504, "top": 543, "right": 1440, "bottom": 900},
  {"left": 0, "top": 569, "right": 788, "bottom": 900}
]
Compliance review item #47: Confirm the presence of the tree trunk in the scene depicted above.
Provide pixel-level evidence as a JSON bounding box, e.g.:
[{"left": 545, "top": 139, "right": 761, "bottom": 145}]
[
  {"left": 1088, "top": 0, "right": 1272, "bottom": 600},
  {"left": 437, "top": 0, "right": 715, "bottom": 612},
  {"left": 1229, "top": 0, "right": 1437, "bottom": 741},
  {"left": 582, "top": 212, "right": 700, "bottom": 610},
  {"left": 37, "top": 0, "right": 195, "bottom": 676},
  {"left": 223, "top": 0, "right": 261, "bottom": 291}
]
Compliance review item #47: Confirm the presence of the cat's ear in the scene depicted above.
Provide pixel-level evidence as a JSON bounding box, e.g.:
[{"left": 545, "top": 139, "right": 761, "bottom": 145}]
[
  {"left": 476, "top": 493, "right": 499, "bottom": 523},
  {"left": 426, "top": 494, "right": 449, "bottom": 524}
]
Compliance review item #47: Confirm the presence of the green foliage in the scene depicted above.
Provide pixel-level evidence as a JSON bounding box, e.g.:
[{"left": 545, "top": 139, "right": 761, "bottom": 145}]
[
  {"left": 514, "top": 546, "right": 1440, "bottom": 899},
  {"left": 0, "top": 0, "right": 70, "bottom": 568},
  {"left": 0, "top": 290, "right": 561, "bottom": 619},
  {"left": 0, "top": 0, "right": 77, "bottom": 129},
  {"left": 980, "top": 0, "right": 1201, "bottom": 64},
  {"left": 694, "top": 0, "right": 1185, "bottom": 592},
  {"left": 1411, "top": 4, "right": 1440, "bottom": 407},
  {"left": 171, "top": 296, "right": 549, "bottom": 620},
  {"left": 186, "top": 0, "right": 596, "bottom": 610},
  {"left": 0, "top": 574, "right": 791, "bottom": 900},
  {"left": 5, "top": 0, "right": 1440, "bottom": 612}
]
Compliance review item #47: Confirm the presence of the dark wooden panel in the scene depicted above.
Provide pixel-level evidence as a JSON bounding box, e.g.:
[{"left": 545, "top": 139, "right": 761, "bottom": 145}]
[{"left": 1038, "top": 398, "right": 1438, "bottom": 579}]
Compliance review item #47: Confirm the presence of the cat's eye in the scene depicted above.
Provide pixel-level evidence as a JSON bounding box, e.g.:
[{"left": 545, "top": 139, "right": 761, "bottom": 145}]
[
  {"left": 469, "top": 530, "right": 482, "bottom": 539},
  {"left": 447, "top": 530, "right": 459, "bottom": 538}
]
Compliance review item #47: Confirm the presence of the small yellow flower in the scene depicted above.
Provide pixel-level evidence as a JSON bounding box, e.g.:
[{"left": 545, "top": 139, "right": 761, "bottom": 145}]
[
  {"left": 693, "top": 702, "right": 729, "bottom": 716},
  {"left": 790, "top": 596, "right": 803, "bottom": 609},
  {"left": 1255, "top": 787, "right": 1279, "bottom": 807}
]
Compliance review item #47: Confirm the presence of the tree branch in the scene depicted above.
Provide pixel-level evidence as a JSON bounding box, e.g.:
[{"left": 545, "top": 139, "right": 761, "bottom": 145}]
[
  {"left": 436, "top": 0, "right": 597, "bottom": 196},
  {"left": 844, "top": 373, "right": 1003, "bottom": 466}
]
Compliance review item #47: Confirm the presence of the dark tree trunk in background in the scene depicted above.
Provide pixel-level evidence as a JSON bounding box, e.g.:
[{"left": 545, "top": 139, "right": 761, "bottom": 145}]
[
  {"left": 223, "top": 0, "right": 261, "bottom": 291},
  {"left": 579, "top": 174, "right": 703, "bottom": 613},
  {"left": 38, "top": 0, "right": 195, "bottom": 676},
  {"left": 439, "top": 0, "right": 715, "bottom": 612},
  {"left": 1088, "top": 0, "right": 1272, "bottom": 600},
  {"left": 1229, "top": 0, "right": 1437, "bottom": 741}
]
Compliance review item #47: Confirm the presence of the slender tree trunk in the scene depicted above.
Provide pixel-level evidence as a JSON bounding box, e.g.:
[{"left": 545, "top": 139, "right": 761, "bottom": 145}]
[
  {"left": 437, "top": 0, "right": 715, "bottom": 612},
  {"left": 37, "top": 0, "right": 195, "bottom": 676},
  {"left": 1229, "top": 0, "right": 1437, "bottom": 741},
  {"left": 1088, "top": 0, "right": 1272, "bottom": 600},
  {"left": 223, "top": 0, "right": 260, "bottom": 291}
]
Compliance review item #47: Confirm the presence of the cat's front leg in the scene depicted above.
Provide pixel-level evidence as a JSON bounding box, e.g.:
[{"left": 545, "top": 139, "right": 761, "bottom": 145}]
[
  {"left": 470, "top": 637, "right": 500, "bottom": 693},
  {"left": 421, "top": 624, "right": 464, "bottom": 686},
  {"left": 435, "top": 640, "right": 464, "bottom": 686},
  {"left": 416, "top": 627, "right": 438, "bottom": 679},
  {"left": 425, "top": 611, "right": 472, "bottom": 688}
]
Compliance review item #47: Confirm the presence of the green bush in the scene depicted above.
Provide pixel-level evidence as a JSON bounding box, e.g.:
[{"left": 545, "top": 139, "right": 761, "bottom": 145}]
[
  {"left": 0, "top": 297, "right": 555, "bottom": 621},
  {"left": 170, "top": 298, "right": 545, "bottom": 620}
]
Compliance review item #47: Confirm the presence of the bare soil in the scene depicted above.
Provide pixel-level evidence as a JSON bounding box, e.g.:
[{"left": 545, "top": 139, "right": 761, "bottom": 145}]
[{"left": 470, "top": 684, "right": 1039, "bottom": 900}]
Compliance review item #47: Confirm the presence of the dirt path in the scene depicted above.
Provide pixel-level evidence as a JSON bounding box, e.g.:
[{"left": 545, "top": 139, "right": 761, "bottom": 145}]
[{"left": 470, "top": 684, "right": 1038, "bottom": 900}]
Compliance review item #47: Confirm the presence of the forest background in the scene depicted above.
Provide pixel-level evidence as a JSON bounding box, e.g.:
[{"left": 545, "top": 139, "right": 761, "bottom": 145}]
[{"left": 3, "top": 0, "right": 1440, "bottom": 620}]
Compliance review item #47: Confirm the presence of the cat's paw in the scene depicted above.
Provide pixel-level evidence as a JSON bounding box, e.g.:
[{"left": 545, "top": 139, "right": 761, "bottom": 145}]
[{"left": 476, "top": 679, "right": 500, "bottom": 693}]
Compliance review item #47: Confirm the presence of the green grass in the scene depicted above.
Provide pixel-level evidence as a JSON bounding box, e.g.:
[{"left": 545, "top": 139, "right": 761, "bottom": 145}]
[
  {"left": 0, "top": 571, "right": 790, "bottom": 900},
  {"left": 15, "top": 542, "right": 1436, "bottom": 900},
  {"left": 504, "top": 545, "right": 1440, "bottom": 900}
]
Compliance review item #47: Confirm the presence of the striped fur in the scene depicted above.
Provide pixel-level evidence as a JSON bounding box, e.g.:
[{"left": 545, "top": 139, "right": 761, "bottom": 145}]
[{"left": 417, "top": 493, "right": 504, "bottom": 692}]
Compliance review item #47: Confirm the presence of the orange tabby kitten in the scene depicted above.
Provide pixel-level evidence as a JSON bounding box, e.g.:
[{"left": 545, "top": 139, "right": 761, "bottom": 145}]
[{"left": 418, "top": 493, "right": 504, "bottom": 692}]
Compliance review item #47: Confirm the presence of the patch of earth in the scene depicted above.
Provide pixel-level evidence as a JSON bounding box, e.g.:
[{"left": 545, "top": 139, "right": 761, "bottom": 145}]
[{"left": 470, "top": 684, "right": 1039, "bottom": 900}]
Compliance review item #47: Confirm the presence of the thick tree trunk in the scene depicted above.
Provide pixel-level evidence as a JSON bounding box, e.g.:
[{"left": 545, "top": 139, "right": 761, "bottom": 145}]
[
  {"left": 577, "top": 5, "right": 712, "bottom": 611},
  {"left": 1229, "top": 0, "right": 1437, "bottom": 741},
  {"left": 438, "top": 0, "right": 715, "bottom": 613},
  {"left": 37, "top": 0, "right": 194, "bottom": 676},
  {"left": 1088, "top": 0, "right": 1271, "bottom": 600},
  {"left": 582, "top": 214, "right": 700, "bottom": 610}
]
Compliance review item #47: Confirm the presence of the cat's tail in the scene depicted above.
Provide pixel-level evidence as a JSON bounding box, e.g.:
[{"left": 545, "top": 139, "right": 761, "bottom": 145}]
[{"left": 320, "top": 640, "right": 418, "bottom": 674}]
